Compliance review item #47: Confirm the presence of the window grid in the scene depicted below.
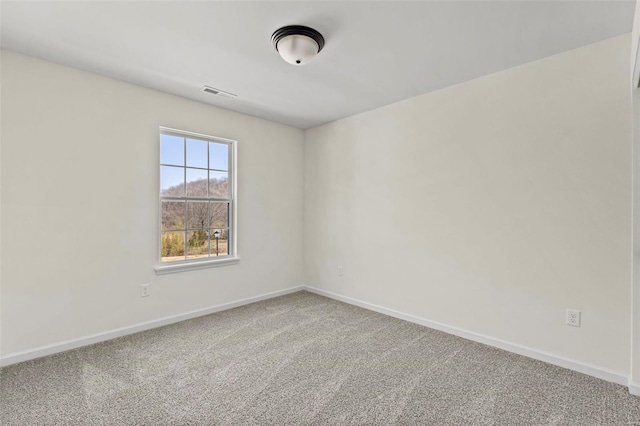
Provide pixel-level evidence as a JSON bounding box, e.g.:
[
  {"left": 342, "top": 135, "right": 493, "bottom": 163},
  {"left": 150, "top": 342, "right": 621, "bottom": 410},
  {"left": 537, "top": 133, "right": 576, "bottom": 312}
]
[{"left": 159, "top": 128, "right": 234, "bottom": 264}]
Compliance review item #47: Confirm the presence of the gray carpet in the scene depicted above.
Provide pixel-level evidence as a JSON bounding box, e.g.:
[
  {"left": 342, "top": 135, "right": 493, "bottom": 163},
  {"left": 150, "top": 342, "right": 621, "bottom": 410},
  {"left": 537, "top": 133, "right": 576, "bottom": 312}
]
[{"left": 1, "top": 291, "right": 639, "bottom": 425}]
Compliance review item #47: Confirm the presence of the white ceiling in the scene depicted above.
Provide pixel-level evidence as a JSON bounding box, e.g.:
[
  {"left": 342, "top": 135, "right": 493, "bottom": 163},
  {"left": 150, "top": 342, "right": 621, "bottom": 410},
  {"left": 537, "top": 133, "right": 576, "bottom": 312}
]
[{"left": 1, "top": 1, "right": 635, "bottom": 129}]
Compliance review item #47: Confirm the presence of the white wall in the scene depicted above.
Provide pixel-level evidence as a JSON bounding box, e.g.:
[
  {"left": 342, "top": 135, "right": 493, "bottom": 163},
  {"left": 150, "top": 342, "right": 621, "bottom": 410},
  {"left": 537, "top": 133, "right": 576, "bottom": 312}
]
[
  {"left": 630, "top": 0, "right": 640, "bottom": 388},
  {"left": 305, "top": 35, "right": 632, "bottom": 375},
  {"left": 0, "top": 51, "right": 305, "bottom": 356}
]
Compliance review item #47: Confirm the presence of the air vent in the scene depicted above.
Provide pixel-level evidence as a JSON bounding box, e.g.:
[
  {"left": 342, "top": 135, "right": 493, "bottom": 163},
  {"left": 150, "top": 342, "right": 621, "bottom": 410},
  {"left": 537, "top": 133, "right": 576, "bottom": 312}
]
[{"left": 202, "top": 86, "right": 237, "bottom": 99}]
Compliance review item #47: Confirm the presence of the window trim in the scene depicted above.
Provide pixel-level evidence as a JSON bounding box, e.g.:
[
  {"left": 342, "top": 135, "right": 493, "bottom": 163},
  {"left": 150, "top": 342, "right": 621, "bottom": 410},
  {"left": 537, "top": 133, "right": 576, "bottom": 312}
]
[{"left": 154, "top": 127, "right": 238, "bottom": 274}]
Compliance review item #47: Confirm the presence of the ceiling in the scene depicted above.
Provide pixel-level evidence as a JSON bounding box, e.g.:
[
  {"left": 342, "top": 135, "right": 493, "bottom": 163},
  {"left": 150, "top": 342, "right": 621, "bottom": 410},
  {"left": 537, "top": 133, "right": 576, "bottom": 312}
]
[{"left": 1, "top": 1, "right": 635, "bottom": 129}]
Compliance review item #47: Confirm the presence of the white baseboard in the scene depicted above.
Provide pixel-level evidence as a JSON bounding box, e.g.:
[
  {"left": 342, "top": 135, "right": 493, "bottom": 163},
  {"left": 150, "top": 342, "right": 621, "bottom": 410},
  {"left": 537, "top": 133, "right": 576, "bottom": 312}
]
[
  {"left": 3, "top": 284, "right": 634, "bottom": 394},
  {"left": 0, "top": 285, "right": 304, "bottom": 367},
  {"left": 302, "top": 286, "right": 630, "bottom": 388},
  {"left": 629, "top": 382, "right": 640, "bottom": 396}
]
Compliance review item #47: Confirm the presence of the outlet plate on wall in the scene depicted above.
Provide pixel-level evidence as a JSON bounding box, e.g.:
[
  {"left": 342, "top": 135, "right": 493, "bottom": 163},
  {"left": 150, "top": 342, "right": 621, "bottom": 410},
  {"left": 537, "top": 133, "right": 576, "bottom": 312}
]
[
  {"left": 566, "top": 309, "right": 581, "bottom": 327},
  {"left": 140, "top": 284, "right": 150, "bottom": 298}
]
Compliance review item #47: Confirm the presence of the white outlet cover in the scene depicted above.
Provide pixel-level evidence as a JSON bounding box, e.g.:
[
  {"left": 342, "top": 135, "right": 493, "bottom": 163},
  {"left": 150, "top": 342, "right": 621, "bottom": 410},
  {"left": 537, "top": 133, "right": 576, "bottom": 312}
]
[
  {"left": 140, "top": 284, "right": 150, "bottom": 297},
  {"left": 566, "top": 309, "right": 581, "bottom": 327}
]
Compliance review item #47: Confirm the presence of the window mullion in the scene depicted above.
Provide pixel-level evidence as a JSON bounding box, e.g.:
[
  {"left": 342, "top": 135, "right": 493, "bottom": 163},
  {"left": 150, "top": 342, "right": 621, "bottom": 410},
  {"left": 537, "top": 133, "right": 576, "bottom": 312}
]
[
  {"left": 182, "top": 136, "right": 186, "bottom": 260},
  {"left": 183, "top": 137, "right": 187, "bottom": 198},
  {"left": 160, "top": 196, "right": 231, "bottom": 202}
]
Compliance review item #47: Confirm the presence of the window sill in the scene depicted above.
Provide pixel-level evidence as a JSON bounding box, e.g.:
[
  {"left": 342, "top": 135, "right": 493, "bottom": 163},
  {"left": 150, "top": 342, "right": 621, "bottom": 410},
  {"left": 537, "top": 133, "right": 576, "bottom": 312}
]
[{"left": 154, "top": 257, "right": 240, "bottom": 275}]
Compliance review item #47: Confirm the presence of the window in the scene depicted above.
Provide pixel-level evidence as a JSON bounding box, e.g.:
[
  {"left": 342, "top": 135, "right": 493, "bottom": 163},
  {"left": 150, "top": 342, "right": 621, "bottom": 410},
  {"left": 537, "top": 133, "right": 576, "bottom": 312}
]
[{"left": 155, "top": 127, "right": 237, "bottom": 274}]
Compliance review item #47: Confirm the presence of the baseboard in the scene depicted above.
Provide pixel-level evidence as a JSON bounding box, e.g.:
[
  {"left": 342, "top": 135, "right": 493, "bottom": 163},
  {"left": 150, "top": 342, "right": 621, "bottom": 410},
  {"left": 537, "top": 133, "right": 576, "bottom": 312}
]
[
  {"left": 302, "top": 286, "right": 630, "bottom": 388},
  {"left": 3, "top": 284, "right": 633, "bottom": 392},
  {"left": 629, "top": 382, "right": 640, "bottom": 396},
  {"left": 0, "top": 285, "right": 305, "bottom": 367}
]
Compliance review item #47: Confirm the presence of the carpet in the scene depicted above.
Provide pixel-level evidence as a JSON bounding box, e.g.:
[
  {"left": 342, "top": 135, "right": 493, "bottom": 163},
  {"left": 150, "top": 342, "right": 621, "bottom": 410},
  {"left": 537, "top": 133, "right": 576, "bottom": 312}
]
[{"left": 1, "top": 291, "right": 639, "bottom": 425}]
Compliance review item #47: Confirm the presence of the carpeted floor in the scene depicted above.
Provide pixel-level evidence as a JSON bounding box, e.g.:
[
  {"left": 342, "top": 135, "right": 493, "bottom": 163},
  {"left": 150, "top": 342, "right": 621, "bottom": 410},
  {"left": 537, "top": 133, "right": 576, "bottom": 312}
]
[{"left": 1, "top": 291, "right": 639, "bottom": 425}]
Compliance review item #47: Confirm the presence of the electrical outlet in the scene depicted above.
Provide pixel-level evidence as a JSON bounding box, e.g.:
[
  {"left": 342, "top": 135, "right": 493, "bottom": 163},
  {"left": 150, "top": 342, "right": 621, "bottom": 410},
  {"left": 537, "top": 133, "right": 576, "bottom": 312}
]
[
  {"left": 338, "top": 266, "right": 344, "bottom": 277},
  {"left": 140, "top": 284, "right": 150, "bottom": 298},
  {"left": 566, "top": 309, "right": 581, "bottom": 327}
]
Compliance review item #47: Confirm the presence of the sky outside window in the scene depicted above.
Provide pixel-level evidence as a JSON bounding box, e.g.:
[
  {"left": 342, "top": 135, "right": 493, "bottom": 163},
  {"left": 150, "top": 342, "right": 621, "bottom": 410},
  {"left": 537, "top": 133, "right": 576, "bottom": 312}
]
[{"left": 161, "top": 134, "right": 229, "bottom": 191}]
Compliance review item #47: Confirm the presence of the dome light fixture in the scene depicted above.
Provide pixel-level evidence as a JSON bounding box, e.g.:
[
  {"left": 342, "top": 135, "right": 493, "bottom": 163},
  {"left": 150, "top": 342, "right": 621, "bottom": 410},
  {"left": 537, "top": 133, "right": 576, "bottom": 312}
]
[{"left": 271, "top": 25, "right": 325, "bottom": 66}]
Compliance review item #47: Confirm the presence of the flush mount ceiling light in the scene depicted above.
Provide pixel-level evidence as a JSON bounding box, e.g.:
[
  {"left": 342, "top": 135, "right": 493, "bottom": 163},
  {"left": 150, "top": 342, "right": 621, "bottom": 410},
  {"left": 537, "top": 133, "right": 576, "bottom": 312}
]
[{"left": 271, "top": 25, "right": 325, "bottom": 66}]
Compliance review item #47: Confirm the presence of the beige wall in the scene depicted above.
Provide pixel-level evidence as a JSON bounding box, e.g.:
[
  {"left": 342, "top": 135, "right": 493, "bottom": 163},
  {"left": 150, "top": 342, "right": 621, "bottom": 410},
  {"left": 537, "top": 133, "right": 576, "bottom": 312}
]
[
  {"left": 305, "top": 35, "right": 632, "bottom": 375},
  {"left": 0, "top": 51, "right": 305, "bottom": 356},
  {"left": 631, "top": 0, "right": 640, "bottom": 387}
]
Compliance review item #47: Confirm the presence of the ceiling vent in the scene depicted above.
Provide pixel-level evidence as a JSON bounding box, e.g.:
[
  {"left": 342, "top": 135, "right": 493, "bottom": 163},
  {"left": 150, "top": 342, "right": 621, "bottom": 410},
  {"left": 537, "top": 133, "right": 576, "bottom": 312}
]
[{"left": 202, "top": 86, "right": 237, "bottom": 99}]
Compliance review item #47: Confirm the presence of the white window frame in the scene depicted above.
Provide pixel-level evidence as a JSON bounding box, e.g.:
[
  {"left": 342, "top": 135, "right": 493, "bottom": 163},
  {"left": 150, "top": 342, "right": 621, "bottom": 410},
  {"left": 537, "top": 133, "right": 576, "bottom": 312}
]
[{"left": 154, "top": 127, "right": 238, "bottom": 274}]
